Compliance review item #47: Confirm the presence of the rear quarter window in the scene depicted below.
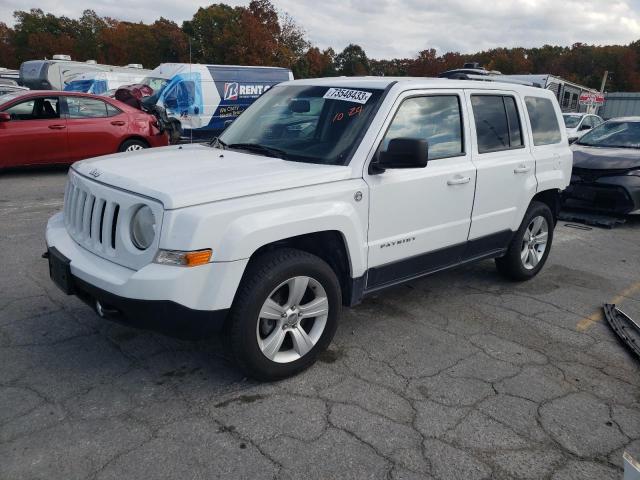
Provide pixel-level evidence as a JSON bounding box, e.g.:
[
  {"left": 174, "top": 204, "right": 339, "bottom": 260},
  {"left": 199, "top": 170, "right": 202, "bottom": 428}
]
[{"left": 525, "top": 96, "right": 562, "bottom": 146}]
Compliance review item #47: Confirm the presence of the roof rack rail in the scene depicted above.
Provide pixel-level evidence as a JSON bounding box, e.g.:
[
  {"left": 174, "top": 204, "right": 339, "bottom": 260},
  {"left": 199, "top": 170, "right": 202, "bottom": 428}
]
[{"left": 438, "top": 71, "right": 543, "bottom": 88}]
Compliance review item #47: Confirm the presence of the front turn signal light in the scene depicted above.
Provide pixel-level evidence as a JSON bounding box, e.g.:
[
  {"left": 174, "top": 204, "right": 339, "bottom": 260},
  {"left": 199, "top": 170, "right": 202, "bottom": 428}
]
[{"left": 154, "top": 249, "right": 212, "bottom": 267}]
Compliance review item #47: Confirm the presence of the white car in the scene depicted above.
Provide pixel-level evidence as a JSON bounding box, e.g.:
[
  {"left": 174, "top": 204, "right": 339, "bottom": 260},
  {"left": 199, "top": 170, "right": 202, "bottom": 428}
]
[
  {"left": 563, "top": 113, "right": 603, "bottom": 143},
  {"left": 46, "top": 77, "right": 572, "bottom": 380}
]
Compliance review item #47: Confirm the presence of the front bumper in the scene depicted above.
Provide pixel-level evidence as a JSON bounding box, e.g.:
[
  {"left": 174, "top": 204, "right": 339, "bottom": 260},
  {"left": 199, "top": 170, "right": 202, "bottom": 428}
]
[
  {"left": 46, "top": 212, "right": 248, "bottom": 338},
  {"left": 562, "top": 175, "right": 640, "bottom": 215},
  {"left": 69, "top": 270, "right": 228, "bottom": 339}
]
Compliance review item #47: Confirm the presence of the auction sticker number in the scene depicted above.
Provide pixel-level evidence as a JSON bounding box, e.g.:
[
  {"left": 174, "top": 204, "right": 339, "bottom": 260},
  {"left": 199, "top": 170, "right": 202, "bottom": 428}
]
[{"left": 323, "top": 88, "right": 372, "bottom": 104}]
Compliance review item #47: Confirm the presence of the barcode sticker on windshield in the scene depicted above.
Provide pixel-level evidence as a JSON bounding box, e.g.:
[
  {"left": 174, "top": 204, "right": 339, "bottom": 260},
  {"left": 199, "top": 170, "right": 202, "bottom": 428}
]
[{"left": 323, "top": 88, "right": 372, "bottom": 104}]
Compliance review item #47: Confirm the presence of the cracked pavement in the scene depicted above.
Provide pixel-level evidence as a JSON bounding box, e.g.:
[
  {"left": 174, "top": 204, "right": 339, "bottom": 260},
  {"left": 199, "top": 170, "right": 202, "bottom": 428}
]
[{"left": 1, "top": 169, "right": 640, "bottom": 479}]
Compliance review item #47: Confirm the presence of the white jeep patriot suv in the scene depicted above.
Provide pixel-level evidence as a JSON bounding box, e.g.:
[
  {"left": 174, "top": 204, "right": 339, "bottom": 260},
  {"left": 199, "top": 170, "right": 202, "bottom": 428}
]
[{"left": 46, "top": 77, "right": 572, "bottom": 380}]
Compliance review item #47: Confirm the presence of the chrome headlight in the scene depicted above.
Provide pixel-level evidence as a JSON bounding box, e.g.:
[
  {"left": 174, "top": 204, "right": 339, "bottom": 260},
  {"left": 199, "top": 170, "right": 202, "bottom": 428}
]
[{"left": 130, "top": 205, "right": 156, "bottom": 250}]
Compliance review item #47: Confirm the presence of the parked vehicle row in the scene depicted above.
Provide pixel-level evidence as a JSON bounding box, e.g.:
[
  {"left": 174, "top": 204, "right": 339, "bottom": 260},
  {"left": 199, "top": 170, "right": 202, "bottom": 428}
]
[
  {"left": 20, "top": 56, "right": 150, "bottom": 91},
  {"left": 136, "top": 63, "right": 294, "bottom": 141},
  {"left": 45, "top": 77, "right": 572, "bottom": 380},
  {"left": 564, "top": 117, "right": 640, "bottom": 214},
  {"left": 0, "top": 90, "right": 168, "bottom": 168},
  {"left": 563, "top": 112, "right": 604, "bottom": 143}
]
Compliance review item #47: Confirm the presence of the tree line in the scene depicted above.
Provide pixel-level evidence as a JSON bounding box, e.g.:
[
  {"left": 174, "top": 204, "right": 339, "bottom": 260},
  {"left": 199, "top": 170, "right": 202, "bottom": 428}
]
[{"left": 1, "top": 1, "right": 640, "bottom": 91}]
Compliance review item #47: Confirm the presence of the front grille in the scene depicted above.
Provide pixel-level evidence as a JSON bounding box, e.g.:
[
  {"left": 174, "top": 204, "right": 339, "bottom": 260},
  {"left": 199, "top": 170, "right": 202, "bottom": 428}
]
[
  {"left": 64, "top": 181, "right": 120, "bottom": 251},
  {"left": 62, "top": 169, "right": 164, "bottom": 271},
  {"left": 572, "top": 167, "right": 630, "bottom": 182},
  {"left": 563, "top": 184, "right": 634, "bottom": 214}
]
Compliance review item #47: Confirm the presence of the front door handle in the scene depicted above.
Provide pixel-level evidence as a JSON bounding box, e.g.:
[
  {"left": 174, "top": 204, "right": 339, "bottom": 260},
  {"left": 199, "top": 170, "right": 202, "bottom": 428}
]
[
  {"left": 110, "top": 120, "right": 126, "bottom": 126},
  {"left": 514, "top": 165, "right": 532, "bottom": 174},
  {"left": 447, "top": 176, "right": 471, "bottom": 186},
  {"left": 48, "top": 124, "right": 66, "bottom": 130}
]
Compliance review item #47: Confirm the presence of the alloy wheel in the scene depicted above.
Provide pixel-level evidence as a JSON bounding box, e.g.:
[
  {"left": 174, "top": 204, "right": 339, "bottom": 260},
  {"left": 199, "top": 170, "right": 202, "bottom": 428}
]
[
  {"left": 125, "top": 144, "right": 145, "bottom": 151},
  {"left": 256, "top": 276, "right": 329, "bottom": 364},
  {"left": 520, "top": 215, "right": 549, "bottom": 270}
]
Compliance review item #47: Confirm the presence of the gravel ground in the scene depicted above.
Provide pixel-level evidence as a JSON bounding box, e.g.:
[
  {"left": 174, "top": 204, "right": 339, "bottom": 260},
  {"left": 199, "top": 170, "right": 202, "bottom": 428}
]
[{"left": 1, "top": 168, "right": 640, "bottom": 480}]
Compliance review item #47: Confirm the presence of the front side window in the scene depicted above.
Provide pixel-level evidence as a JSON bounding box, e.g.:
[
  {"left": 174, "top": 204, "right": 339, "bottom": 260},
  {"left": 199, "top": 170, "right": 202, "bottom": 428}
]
[
  {"left": 163, "top": 81, "right": 196, "bottom": 110},
  {"left": 3, "top": 97, "right": 60, "bottom": 120},
  {"left": 66, "top": 97, "right": 112, "bottom": 119},
  {"left": 142, "top": 76, "right": 169, "bottom": 92},
  {"left": 381, "top": 95, "right": 463, "bottom": 160},
  {"left": 217, "top": 85, "right": 385, "bottom": 165},
  {"left": 525, "top": 96, "right": 562, "bottom": 146},
  {"left": 471, "top": 95, "right": 523, "bottom": 153}
]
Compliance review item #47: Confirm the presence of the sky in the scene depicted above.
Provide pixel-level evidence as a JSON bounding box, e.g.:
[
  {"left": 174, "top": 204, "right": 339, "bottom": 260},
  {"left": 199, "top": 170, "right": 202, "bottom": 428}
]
[{"left": 1, "top": 0, "right": 640, "bottom": 59}]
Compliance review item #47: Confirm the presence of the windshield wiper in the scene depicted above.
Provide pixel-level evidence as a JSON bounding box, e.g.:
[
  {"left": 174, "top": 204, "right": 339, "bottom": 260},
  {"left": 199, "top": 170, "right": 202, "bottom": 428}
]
[
  {"left": 226, "top": 143, "right": 287, "bottom": 159},
  {"left": 209, "top": 137, "right": 227, "bottom": 149}
]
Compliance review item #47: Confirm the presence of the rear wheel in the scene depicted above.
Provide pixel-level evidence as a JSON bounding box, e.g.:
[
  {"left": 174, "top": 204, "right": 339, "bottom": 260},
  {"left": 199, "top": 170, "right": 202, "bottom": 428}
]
[
  {"left": 495, "top": 201, "right": 554, "bottom": 281},
  {"left": 119, "top": 139, "right": 148, "bottom": 152},
  {"left": 229, "top": 248, "right": 341, "bottom": 381}
]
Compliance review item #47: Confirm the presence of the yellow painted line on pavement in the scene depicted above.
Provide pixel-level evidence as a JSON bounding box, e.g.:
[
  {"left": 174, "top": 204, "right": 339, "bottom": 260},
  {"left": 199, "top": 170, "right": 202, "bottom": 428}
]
[{"left": 577, "top": 281, "right": 640, "bottom": 332}]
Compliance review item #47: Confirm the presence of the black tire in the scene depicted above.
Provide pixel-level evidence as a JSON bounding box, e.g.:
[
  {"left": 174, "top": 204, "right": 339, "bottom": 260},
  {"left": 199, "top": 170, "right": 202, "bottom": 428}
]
[
  {"left": 495, "top": 201, "right": 554, "bottom": 281},
  {"left": 229, "top": 248, "right": 341, "bottom": 381},
  {"left": 118, "top": 139, "right": 149, "bottom": 153}
]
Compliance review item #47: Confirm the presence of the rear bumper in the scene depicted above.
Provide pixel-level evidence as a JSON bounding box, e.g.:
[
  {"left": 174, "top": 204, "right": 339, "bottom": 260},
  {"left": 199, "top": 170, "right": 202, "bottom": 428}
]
[
  {"left": 148, "top": 132, "right": 170, "bottom": 148},
  {"left": 562, "top": 176, "right": 640, "bottom": 215}
]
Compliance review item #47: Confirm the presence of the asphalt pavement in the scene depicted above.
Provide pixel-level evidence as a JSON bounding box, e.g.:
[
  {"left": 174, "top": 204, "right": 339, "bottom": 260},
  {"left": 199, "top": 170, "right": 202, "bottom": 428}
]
[{"left": 1, "top": 168, "right": 640, "bottom": 479}]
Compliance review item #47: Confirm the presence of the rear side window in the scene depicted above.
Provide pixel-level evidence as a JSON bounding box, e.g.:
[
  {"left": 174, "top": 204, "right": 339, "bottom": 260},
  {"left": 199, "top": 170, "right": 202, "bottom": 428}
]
[
  {"left": 471, "top": 95, "right": 523, "bottom": 153},
  {"left": 106, "top": 103, "right": 121, "bottom": 116},
  {"left": 67, "top": 97, "right": 112, "bottom": 119},
  {"left": 525, "top": 97, "right": 562, "bottom": 145},
  {"left": 382, "top": 95, "right": 463, "bottom": 160}
]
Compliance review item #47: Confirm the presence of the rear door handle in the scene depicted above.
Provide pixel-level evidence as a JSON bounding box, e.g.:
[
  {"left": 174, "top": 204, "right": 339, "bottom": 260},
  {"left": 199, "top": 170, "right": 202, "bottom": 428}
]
[
  {"left": 110, "top": 120, "right": 126, "bottom": 126},
  {"left": 48, "top": 124, "right": 66, "bottom": 130},
  {"left": 514, "top": 165, "right": 532, "bottom": 174},
  {"left": 447, "top": 176, "right": 471, "bottom": 186}
]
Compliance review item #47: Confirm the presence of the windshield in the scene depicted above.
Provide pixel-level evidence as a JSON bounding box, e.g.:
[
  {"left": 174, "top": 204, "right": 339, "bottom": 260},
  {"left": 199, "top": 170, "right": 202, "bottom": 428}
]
[
  {"left": 577, "top": 121, "right": 640, "bottom": 149},
  {"left": 217, "top": 85, "right": 384, "bottom": 165},
  {"left": 142, "top": 76, "right": 169, "bottom": 92},
  {"left": 563, "top": 114, "right": 582, "bottom": 128}
]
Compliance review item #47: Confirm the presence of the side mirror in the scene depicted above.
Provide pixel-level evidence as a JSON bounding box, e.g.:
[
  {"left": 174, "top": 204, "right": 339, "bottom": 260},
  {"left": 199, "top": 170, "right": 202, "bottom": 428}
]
[
  {"left": 0, "top": 112, "right": 10, "bottom": 122},
  {"left": 372, "top": 138, "right": 428, "bottom": 173},
  {"left": 579, "top": 124, "right": 591, "bottom": 131}
]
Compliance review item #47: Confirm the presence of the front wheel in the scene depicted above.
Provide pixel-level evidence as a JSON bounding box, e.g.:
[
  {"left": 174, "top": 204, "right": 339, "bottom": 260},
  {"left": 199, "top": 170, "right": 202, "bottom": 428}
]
[
  {"left": 495, "top": 201, "right": 554, "bottom": 281},
  {"left": 228, "top": 248, "right": 341, "bottom": 381}
]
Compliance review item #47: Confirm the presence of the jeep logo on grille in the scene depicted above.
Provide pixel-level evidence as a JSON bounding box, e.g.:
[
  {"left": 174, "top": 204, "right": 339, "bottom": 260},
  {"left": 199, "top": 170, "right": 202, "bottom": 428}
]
[{"left": 88, "top": 169, "right": 101, "bottom": 178}]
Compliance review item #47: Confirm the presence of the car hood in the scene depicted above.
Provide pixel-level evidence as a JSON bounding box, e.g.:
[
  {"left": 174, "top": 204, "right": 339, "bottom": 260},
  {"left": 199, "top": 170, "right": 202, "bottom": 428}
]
[
  {"left": 571, "top": 144, "right": 640, "bottom": 170},
  {"left": 72, "top": 145, "right": 352, "bottom": 209}
]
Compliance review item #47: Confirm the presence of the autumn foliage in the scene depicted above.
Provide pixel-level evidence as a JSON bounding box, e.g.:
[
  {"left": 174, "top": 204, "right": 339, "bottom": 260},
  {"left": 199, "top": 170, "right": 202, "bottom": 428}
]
[{"left": 2, "top": 3, "right": 640, "bottom": 91}]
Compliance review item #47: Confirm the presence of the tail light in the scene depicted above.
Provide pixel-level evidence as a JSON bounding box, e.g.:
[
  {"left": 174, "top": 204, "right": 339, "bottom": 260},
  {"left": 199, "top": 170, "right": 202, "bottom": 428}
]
[{"left": 149, "top": 118, "right": 160, "bottom": 134}]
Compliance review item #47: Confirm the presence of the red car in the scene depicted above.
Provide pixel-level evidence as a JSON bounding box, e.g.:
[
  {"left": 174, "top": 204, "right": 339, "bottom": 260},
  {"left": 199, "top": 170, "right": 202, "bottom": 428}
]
[{"left": 0, "top": 91, "right": 168, "bottom": 169}]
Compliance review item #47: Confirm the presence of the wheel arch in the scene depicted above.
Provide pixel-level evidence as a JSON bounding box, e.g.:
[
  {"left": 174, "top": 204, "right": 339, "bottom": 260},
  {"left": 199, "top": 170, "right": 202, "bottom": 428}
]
[
  {"left": 119, "top": 136, "right": 150, "bottom": 151},
  {"left": 530, "top": 189, "right": 561, "bottom": 224},
  {"left": 245, "top": 231, "right": 356, "bottom": 306}
]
